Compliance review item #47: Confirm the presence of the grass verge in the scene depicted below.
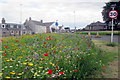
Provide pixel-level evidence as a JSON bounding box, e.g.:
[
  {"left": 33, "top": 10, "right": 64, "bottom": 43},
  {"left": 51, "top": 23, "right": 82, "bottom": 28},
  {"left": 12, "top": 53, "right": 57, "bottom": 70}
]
[
  {"left": 92, "top": 40, "right": 119, "bottom": 78},
  {"left": 76, "top": 31, "right": 120, "bottom": 35}
]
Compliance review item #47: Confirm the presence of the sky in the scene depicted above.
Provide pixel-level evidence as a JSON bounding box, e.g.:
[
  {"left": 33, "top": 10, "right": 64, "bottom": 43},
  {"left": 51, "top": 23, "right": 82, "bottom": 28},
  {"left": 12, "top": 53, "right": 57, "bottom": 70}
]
[{"left": 0, "top": 0, "right": 110, "bottom": 29}]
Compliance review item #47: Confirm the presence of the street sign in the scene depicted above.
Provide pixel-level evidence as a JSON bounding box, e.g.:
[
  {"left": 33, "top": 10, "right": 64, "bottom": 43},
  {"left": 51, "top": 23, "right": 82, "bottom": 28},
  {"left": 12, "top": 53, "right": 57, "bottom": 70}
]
[
  {"left": 109, "top": 10, "right": 118, "bottom": 19},
  {"left": 55, "top": 22, "right": 58, "bottom": 26}
]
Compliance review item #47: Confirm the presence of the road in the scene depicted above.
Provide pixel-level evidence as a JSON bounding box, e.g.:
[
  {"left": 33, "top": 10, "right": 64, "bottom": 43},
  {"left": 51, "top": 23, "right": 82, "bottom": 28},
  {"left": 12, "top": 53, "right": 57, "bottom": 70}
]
[{"left": 90, "top": 35, "right": 119, "bottom": 43}]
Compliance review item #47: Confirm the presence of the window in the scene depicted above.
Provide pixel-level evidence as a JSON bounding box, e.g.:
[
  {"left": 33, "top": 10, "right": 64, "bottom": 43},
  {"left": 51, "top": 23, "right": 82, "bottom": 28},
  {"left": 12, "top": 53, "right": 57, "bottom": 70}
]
[
  {"left": 2, "top": 32, "right": 6, "bottom": 34},
  {"left": 11, "top": 31, "right": 14, "bottom": 34},
  {"left": 14, "top": 25, "right": 17, "bottom": 28},
  {"left": 10, "top": 25, "right": 13, "bottom": 28},
  {"left": 6, "top": 24, "right": 10, "bottom": 28},
  {"left": 23, "top": 31, "right": 26, "bottom": 34},
  {"left": 1, "top": 24, "right": 5, "bottom": 28},
  {"left": 16, "top": 31, "right": 19, "bottom": 34},
  {"left": 18, "top": 25, "right": 21, "bottom": 28}
]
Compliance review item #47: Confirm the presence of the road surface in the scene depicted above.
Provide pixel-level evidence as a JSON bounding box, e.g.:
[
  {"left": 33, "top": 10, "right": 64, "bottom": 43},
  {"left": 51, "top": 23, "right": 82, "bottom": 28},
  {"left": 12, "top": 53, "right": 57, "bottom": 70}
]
[{"left": 90, "top": 35, "right": 119, "bottom": 43}]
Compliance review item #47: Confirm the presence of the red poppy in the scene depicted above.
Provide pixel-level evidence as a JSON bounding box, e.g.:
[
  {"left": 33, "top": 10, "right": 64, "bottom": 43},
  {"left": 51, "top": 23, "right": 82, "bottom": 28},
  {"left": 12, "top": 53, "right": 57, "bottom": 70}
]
[
  {"left": 48, "top": 70, "right": 52, "bottom": 74},
  {"left": 4, "top": 46, "right": 8, "bottom": 48},
  {"left": 102, "top": 66, "right": 106, "bottom": 67},
  {"left": 43, "top": 53, "right": 49, "bottom": 56},
  {"left": 3, "top": 54, "right": 7, "bottom": 56},
  {"left": 81, "top": 58, "right": 84, "bottom": 60},
  {"left": 48, "top": 36, "right": 51, "bottom": 37},
  {"left": 53, "top": 51, "right": 57, "bottom": 53},
  {"left": 54, "top": 39, "right": 56, "bottom": 40},
  {"left": 56, "top": 65, "right": 58, "bottom": 67},
  {"left": 73, "top": 69, "right": 79, "bottom": 72},
  {"left": 0, "top": 39, "right": 3, "bottom": 41},
  {"left": 62, "top": 39, "right": 64, "bottom": 40},
  {"left": 78, "top": 48, "right": 80, "bottom": 50},
  {"left": 16, "top": 40, "right": 19, "bottom": 42},
  {"left": 44, "top": 42, "right": 46, "bottom": 44},
  {"left": 59, "top": 72, "right": 64, "bottom": 75}
]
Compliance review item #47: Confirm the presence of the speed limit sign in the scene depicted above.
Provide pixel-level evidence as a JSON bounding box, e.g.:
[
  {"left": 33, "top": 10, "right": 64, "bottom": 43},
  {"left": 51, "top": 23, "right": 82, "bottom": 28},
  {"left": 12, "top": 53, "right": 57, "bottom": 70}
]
[{"left": 109, "top": 10, "right": 118, "bottom": 19}]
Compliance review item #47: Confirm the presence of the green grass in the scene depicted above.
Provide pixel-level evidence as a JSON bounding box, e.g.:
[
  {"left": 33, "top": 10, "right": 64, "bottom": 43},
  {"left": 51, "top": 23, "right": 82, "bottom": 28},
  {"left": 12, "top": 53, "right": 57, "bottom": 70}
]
[
  {"left": 92, "top": 40, "right": 119, "bottom": 78},
  {"left": 0, "top": 33, "right": 115, "bottom": 79},
  {"left": 76, "top": 32, "right": 120, "bottom": 35}
]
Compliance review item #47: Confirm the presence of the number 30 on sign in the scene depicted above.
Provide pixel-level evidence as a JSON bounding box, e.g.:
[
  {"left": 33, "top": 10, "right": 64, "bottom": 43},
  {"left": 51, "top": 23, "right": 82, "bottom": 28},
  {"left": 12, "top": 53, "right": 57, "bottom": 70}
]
[{"left": 109, "top": 10, "right": 118, "bottom": 19}]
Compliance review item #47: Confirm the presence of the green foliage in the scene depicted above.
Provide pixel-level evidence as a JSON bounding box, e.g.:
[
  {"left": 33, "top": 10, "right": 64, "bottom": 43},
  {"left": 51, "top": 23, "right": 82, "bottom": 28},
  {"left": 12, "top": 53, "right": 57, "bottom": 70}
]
[{"left": 102, "top": 1, "right": 120, "bottom": 29}]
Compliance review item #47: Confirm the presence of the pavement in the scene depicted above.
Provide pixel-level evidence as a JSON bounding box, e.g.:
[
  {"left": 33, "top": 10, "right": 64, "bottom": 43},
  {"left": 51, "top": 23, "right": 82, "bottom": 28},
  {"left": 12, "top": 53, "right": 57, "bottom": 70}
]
[{"left": 89, "top": 35, "right": 120, "bottom": 43}]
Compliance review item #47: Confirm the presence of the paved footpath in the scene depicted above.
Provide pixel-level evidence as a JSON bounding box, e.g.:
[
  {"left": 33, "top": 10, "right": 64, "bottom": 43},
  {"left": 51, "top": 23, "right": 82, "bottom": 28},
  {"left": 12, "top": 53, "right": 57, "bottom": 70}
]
[{"left": 91, "top": 35, "right": 120, "bottom": 43}]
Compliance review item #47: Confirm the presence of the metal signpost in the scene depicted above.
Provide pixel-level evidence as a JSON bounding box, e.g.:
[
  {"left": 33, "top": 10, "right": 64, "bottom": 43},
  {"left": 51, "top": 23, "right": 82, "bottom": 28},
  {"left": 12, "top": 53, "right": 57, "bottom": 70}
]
[
  {"left": 55, "top": 21, "right": 58, "bottom": 33},
  {"left": 108, "top": 9, "right": 118, "bottom": 42}
]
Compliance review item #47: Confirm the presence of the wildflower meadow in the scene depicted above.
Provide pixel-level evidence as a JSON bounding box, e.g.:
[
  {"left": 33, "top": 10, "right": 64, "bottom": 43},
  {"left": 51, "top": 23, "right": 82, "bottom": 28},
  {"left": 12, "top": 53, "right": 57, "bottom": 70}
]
[{"left": 0, "top": 33, "right": 108, "bottom": 79}]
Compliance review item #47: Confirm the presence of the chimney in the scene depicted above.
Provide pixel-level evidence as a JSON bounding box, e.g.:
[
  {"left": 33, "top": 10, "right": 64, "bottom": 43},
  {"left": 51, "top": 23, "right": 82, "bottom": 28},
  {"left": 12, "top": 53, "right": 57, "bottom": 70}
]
[
  {"left": 2, "top": 18, "right": 5, "bottom": 24},
  {"left": 29, "top": 17, "right": 31, "bottom": 21},
  {"left": 40, "top": 20, "right": 43, "bottom": 23}
]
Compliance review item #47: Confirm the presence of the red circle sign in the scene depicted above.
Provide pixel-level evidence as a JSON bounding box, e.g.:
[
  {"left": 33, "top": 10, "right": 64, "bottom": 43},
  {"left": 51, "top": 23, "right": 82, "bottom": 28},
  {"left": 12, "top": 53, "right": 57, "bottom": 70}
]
[{"left": 109, "top": 10, "right": 118, "bottom": 19}]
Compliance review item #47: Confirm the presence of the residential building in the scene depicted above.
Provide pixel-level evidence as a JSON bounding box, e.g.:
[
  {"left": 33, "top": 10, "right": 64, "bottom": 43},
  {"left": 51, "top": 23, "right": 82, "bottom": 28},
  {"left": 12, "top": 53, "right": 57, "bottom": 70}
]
[
  {"left": 85, "top": 21, "right": 107, "bottom": 31},
  {"left": 0, "top": 18, "right": 32, "bottom": 37},
  {"left": 24, "top": 17, "right": 55, "bottom": 34}
]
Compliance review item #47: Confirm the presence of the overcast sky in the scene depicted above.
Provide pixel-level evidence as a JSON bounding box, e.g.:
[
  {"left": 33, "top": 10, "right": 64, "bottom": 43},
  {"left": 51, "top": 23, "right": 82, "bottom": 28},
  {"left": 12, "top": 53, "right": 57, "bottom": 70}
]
[{"left": 0, "top": 0, "right": 110, "bottom": 29}]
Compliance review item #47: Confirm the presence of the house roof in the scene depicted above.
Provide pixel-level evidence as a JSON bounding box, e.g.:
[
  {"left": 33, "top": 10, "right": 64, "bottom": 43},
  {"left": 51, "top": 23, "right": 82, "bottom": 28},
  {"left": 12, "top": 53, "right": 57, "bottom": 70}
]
[
  {"left": 90, "top": 21, "right": 106, "bottom": 26},
  {"left": 24, "top": 20, "right": 54, "bottom": 27}
]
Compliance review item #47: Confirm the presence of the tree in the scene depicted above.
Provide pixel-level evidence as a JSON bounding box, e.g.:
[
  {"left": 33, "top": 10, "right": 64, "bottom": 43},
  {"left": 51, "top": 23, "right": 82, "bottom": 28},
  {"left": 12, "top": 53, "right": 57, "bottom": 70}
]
[{"left": 102, "top": 1, "right": 120, "bottom": 30}]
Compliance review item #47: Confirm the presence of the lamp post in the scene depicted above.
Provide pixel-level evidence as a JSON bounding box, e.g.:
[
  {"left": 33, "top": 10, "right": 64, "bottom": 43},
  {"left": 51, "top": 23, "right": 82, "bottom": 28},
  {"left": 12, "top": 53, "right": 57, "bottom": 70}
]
[{"left": 20, "top": 3, "right": 23, "bottom": 35}]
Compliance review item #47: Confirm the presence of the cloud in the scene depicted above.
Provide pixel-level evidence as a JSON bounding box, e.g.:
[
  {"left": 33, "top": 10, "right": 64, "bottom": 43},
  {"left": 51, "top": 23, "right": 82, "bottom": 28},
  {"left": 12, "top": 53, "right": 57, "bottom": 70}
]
[{"left": 0, "top": 0, "right": 110, "bottom": 29}]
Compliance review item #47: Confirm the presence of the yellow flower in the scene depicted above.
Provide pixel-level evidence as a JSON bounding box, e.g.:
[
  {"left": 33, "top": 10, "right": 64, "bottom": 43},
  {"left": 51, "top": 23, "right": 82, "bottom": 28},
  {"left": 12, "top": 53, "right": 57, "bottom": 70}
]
[
  {"left": 40, "top": 61, "right": 43, "bottom": 63},
  {"left": 28, "top": 63, "right": 33, "bottom": 66},
  {"left": 5, "top": 77, "right": 10, "bottom": 79},
  {"left": 34, "top": 73, "right": 37, "bottom": 75},
  {"left": 59, "top": 51, "right": 62, "bottom": 53},
  {"left": 0, "top": 51, "right": 5, "bottom": 53},
  {"left": 25, "top": 60, "right": 28, "bottom": 61},
  {"left": 19, "top": 56, "right": 23, "bottom": 58},
  {"left": 23, "top": 63, "right": 27, "bottom": 65},
  {"left": 18, "top": 73, "right": 22, "bottom": 75},
  {"left": 0, "top": 73, "right": 3, "bottom": 75},
  {"left": 6, "top": 60, "right": 10, "bottom": 62},
  {"left": 39, "top": 67, "right": 43, "bottom": 69},
  {"left": 52, "top": 64, "right": 55, "bottom": 66},
  {"left": 10, "top": 72, "right": 15, "bottom": 74},
  {"left": 49, "top": 62, "right": 52, "bottom": 64}
]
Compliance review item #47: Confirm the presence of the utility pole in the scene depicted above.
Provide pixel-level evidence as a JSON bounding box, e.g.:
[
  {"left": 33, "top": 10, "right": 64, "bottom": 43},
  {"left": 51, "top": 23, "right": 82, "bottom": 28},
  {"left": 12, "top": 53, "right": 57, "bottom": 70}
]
[{"left": 74, "top": 11, "right": 76, "bottom": 33}]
